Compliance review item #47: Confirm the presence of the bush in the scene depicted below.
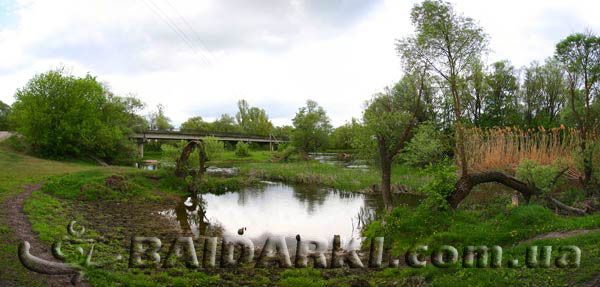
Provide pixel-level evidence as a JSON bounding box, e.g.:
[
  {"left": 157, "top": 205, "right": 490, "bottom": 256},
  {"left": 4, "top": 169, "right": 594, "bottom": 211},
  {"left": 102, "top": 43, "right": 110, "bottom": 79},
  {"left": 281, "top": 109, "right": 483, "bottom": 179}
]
[
  {"left": 418, "top": 160, "right": 458, "bottom": 210},
  {"left": 235, "top": 142, "right": 250, "bottom": 157},
  {"left": 10, "top": 68, "right": 137, "bottom": 162},
  {"left": 515, "top": 159, "right": 564, "bottom": 194},
  {"left": 201, "top": 136, "right": 224, "bottom": 161},
  {"left": 402, "top": 122, "right": 449, "bottom": 167}
]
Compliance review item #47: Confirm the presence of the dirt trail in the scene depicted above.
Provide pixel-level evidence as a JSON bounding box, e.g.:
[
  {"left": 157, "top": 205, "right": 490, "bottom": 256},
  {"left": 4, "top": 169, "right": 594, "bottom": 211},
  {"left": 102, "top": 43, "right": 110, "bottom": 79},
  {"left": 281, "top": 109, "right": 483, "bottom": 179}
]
[
  {"left": 0, "top": 131, "right": 13, "bottom": 142},
  {"left": 517, "top": 229, "right": 598, "bottom": 245},
  {"left": 2, "top": 184, "right": 75, "bottom": 286}
]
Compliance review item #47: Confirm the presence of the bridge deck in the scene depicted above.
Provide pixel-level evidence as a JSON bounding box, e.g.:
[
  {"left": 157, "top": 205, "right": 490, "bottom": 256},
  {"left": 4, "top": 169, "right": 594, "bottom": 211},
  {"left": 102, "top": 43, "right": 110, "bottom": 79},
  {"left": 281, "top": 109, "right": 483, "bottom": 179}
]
[{"left": 131, "top": 131, "right": 289, "bottom": 143}]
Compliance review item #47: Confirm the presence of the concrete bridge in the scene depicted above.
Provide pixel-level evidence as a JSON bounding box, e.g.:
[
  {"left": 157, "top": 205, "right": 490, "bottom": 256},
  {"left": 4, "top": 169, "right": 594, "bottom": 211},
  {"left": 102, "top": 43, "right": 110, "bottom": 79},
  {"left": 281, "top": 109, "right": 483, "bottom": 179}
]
[{"left": 130, "top": 130, "right": 289, "bottom": 157}]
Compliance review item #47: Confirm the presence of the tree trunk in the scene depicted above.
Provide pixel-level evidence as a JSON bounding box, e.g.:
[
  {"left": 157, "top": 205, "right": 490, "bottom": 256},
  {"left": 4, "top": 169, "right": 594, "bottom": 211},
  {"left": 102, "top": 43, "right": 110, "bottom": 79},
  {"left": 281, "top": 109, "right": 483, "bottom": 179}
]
[
  {"left": 380, "top": 157, "right": 393, "bottom": 211},
  {"left": 448, "top": 172, "right": 539, "bottom": 209}
]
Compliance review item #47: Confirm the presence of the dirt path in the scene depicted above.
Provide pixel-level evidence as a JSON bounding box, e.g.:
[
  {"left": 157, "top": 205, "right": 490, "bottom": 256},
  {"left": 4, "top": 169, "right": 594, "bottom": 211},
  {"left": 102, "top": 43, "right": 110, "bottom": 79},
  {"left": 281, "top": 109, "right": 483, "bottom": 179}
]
[
  {"left": 517, "top": 229, "right": 598, "bottom": 245},
  {"left": 0, "top": 131, "right": 13, "bottom": 142},
  {"left": 2, "top": 184, "right": 75, "bottom": 286}
]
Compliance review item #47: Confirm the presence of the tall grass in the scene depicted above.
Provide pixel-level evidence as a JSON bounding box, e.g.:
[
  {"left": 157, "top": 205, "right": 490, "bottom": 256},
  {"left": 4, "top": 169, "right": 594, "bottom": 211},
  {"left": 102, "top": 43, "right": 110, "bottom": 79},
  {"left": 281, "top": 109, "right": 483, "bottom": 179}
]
[{"left": 463, "top": 126, "right": 597, "bottom": 178}]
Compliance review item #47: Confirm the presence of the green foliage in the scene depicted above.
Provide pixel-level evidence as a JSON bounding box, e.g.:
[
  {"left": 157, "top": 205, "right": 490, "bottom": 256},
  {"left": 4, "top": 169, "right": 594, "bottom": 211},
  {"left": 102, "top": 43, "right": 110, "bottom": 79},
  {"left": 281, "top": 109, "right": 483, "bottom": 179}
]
[
  {"left": 147, "top": 104, "right": 174, "bottom": 131},
  {"left": 280, "top": 269, "right": 326, "bottom": 287},
  {"left": 201, "top": 136, "right": 225, "bottom": 160},
  {"left": 41, "top": 170, "right": 156, "bottom": 201},
  {"left": 418, "top": 160, "right": 457, "bottom": 210},
  {"left": 291, "top": 100, "right": 332, "bottom": 152},
  {"left": 0, "top": 100, "right": 11, "bottom": 130},
  {"left": 10, "top": 68, "right": 137, "bottom": 162},
  {"left": 402, "top": 122, "right": 449, "bottom": 167},
  {"left": 234, "top": 141, "right": 250, "bottom": 157},
  {"left": 179, "top": 116, "right": 211, "bottom": 132},
  {"left": 235, "top": 99, "right": 273, "bottom": 135},
  {"left": 480, "top": 60, "right": 522, "bottom": 127},
  {"left": 515, "top": 159, "right": 564, "bottom": 194}
]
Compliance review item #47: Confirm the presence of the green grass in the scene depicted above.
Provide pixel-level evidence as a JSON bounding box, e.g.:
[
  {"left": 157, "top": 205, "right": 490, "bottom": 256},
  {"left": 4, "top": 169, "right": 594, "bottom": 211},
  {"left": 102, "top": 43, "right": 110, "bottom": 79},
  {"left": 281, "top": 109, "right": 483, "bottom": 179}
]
[{"left": 237, "top": 161, "right": 429, "bottom": 192}]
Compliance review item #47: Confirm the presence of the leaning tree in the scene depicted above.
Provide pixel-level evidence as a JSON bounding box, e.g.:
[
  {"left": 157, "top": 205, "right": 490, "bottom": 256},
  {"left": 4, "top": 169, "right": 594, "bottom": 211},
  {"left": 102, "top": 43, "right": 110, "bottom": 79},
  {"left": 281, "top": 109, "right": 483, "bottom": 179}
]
[{"left": 396, "top": 0, "right": 581, "bottom": 210}]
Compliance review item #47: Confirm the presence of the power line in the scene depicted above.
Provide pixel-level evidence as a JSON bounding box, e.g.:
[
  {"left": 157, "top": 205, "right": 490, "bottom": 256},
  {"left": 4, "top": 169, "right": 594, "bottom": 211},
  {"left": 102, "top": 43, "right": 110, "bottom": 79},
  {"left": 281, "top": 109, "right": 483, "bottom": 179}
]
[{"left": 140, "top": 0, "right": 212, "bottom": 66}]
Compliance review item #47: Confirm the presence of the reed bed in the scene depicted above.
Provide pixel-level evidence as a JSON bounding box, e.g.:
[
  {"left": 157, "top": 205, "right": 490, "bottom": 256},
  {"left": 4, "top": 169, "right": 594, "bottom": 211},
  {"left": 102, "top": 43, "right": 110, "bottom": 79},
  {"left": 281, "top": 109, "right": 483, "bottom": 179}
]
[{"left": 463, "top": 125, "right": 592, "bottom": 178}]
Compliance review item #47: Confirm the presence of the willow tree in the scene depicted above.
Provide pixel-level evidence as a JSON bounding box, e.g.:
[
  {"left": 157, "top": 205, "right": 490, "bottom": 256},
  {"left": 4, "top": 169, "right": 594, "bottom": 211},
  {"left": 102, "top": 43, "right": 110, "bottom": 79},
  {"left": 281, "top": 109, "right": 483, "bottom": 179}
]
[
  {"left": 363, "top": 69, "right": 430, "bottom": 210},
  {"left": 555, "top": 32, "right": 600, "bottom": 192},
  {"left": 397, "top": 0, "right": 541, "bottom": 208}
]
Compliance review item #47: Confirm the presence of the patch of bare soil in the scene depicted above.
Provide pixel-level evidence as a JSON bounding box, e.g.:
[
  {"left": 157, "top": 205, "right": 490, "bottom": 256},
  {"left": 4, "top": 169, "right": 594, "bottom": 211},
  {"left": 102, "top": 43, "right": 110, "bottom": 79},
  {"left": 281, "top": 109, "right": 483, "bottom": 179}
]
[{"left": 2, "top": 184, "right": 75, "bottom": 287}]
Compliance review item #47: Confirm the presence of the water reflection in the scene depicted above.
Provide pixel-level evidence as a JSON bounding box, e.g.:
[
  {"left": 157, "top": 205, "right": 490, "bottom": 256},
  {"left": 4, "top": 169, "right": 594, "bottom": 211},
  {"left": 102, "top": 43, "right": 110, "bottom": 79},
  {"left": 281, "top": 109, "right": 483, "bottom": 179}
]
[{"left": 160, "top": 183, "right": 421, "bottom": 247}]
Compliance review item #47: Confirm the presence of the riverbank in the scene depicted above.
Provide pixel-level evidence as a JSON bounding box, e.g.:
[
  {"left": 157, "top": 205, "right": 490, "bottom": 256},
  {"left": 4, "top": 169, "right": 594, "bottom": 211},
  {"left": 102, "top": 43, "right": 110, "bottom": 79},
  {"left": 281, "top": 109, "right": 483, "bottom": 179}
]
[{"left": 2, "top": 139, "right": 600, "bottom": 286}]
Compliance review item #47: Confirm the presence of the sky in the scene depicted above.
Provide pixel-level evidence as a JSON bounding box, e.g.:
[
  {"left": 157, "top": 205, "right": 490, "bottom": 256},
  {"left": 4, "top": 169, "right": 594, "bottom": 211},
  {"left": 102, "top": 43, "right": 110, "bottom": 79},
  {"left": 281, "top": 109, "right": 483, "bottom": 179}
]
[{"left": 1, "top": 0, "right": 600, "bottom": 128}]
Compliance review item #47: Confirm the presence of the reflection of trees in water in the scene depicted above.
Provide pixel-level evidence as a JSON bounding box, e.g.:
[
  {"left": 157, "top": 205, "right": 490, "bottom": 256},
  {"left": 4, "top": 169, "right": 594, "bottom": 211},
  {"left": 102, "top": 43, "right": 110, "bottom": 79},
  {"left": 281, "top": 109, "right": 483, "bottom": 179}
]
[
  {"left": 174, "top": 193, "right": 223, "bottom": 237},
  {"left": 291, "top": 184, "right": 329, "bottom": 214},
  {"left": 236, "top": 185, "right": 267, "bottom": 206}
]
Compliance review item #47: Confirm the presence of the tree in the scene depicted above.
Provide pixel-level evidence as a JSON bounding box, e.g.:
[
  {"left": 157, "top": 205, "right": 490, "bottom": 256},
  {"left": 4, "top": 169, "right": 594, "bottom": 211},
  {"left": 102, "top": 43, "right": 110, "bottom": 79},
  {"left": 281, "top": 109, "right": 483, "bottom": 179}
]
[
  {"left": 363, "top": 71, "right": 428, "bottom": 210},
  {"left": 235, "top": 100, "right": 273, "bottom": 135},
  {"left": 148, "top": 104, "right": 174, "bottom": 131},
  {"left": 331, "top": 121, "right": 356, "bottom": 150},
  {"left": 11, "top": 68, "right": 137, "bottom": 162},
  {"left": 180, "top": 116, "right": 211, "bottom": 132},
  {"left": 0, "top": 100, "right": 11, "bottom": 130},
  {"left": 462, "top": 60, "right": 487, "bottom": 127},
  {"left": 291, "top": 100, "right": 332, "bottom": 153},
  {"left": 521, "top": 61, "right": 544, "bottom": 128},
  {"left": 481, "top": 60, "right": 521, "bottom": 128},
  {"left": 120, "top": 94, "right": 148, "bottom": 132},
  {"left": 540, "top": 58, "right": 567, "bottom": 127},
  {"left": 212, "top": 114, "right": 240, "bottom": 133},
  {"left": 555, "top": 32, "right": 600, "bottom": 189},
  {"left": 398, "top": 0, "right": 545, "bottom": 209}
]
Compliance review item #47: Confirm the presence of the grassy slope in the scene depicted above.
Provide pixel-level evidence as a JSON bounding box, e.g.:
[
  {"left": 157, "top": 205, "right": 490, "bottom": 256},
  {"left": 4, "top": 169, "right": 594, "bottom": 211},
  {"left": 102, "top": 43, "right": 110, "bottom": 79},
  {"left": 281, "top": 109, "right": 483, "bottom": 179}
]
[{"left": 0, "top": 139, "right": 117, "bottom": 286}]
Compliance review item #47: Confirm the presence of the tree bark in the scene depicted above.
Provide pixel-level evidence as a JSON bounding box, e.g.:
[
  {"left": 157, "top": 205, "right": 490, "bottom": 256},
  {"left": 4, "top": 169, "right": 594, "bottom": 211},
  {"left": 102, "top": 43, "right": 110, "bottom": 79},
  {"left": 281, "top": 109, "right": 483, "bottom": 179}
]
[
  {"left": 380, "top": 157, "right": 393, "bottom": 212},
  {"left": 448, "top": 172, "right": 539, "bottom": 209}
]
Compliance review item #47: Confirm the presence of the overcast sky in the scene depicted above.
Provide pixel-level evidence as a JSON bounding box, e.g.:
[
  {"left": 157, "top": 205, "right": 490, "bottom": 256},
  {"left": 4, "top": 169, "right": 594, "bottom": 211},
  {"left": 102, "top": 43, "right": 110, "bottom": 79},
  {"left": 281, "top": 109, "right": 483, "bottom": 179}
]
[{"left": 1, "top": 0, "right": 600, "bottom": 127}]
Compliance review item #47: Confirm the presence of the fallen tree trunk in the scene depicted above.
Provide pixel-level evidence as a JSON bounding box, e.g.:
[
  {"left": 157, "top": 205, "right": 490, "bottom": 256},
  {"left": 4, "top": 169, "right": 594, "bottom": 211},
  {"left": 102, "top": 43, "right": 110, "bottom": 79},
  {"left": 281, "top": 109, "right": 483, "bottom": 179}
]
[{"left": 448, "top": 172, "right": 539, "bottom": 209}]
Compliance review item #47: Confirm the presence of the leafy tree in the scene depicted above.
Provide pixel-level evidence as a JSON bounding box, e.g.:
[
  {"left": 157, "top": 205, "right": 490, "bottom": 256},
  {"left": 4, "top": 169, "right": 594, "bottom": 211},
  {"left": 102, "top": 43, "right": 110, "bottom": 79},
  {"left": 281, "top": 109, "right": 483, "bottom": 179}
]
[
  {"left": 148, "top": 104, "right": 174, "bottom": 131},
  {"left": 120, "top": 95, "right": 148, "bottom": 132},
  {"left": 540, "top": 58, "right": 567, "bottom": 126},
  {"left": 462, "top": 60, "right": 487, "bottom": 127},
  {"left": 521, "top": 61, "right": 544, "bottom": 128},
  {"left": 212, "top": 114, "right": 240, "bottom": 133},
  {"left": 0, "top": 100, "right": 11, "bottom": 130},
  {"left": 481, "top": 60, "right": 521, "bottom": 128},
  {"left": 291, "top": 100, "right": 332, "bottom": 153},
  {"left": 555, "top": 32, "right": 600, "bottom": 188},
  {"left": 235, "top": 100, "right": 273, "bottom": 135},
  {"left": 11, "top": 68, "right": 136, "bottom": 162},
  {"left": 398, "top": 0, "right": 545, "bottom": 209},
  {"left": 271, "top": 125, "right": 293, "bottom": 140},
  {"left": 363, "top": 70, "right": 428, "bottom": 210},
  {"left": 397, "top": 0, "right": 488, "bottom": 178},
  {"left": 331, "top": 121, "right": 357, "bottom": 150},
  {"left": 180, "top": 116, "right": 211, "bottom": 132}
]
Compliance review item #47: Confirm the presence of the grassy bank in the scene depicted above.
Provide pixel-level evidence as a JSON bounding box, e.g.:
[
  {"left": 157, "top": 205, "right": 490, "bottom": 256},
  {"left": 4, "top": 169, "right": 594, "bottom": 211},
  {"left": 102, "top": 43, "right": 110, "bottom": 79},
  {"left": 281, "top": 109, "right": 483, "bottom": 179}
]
[{"left": 238, "top": 161, "right": 430, "bottom": 192}]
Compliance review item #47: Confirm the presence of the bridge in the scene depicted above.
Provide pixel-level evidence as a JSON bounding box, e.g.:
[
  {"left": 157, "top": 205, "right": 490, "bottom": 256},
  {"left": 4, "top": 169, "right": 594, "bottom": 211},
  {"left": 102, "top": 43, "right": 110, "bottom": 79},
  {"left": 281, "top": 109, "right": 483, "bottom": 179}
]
[{"left": 130, "top": 130, "right": 289, "bottom": 157}]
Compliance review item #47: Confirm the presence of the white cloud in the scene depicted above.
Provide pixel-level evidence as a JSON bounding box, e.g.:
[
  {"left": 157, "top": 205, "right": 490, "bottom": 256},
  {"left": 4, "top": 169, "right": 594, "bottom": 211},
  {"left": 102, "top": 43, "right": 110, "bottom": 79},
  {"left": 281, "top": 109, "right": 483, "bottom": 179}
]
[{"left": 1, "top": 0, "right": 599, "bottom": 127}]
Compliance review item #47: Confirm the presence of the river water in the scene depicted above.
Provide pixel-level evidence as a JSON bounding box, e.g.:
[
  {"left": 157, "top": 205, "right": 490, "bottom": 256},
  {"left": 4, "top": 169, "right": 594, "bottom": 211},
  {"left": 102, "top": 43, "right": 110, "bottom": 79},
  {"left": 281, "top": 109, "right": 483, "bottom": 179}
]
[{"left": 159, "top": 182, "right": 422, "bottom": 248}]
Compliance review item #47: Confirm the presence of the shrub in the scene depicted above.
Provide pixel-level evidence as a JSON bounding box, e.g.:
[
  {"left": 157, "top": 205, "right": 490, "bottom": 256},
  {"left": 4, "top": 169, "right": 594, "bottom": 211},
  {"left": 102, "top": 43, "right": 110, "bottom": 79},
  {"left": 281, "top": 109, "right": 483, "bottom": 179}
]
[
  {"left": 418, "top": 160, "right": 458, "bottom": 210},
  {"left": 201, "top": 136, "right": 224, "bottom": 161},
  {"left": 235, "top": 142, "right": 250, "bottom": 157},
  {"left": 402, "top": 122, "right": 449, "bottom": 167},
  {"left": 515, "top": 159, "right": 564, "bottom": 194}
]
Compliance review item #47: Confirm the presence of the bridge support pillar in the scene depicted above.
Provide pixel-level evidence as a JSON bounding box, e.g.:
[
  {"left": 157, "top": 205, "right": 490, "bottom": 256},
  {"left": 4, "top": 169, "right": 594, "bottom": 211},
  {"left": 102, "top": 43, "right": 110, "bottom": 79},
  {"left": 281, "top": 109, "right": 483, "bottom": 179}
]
[{"left": 137, "top": 139, "right": 145, "bottom": 158}]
